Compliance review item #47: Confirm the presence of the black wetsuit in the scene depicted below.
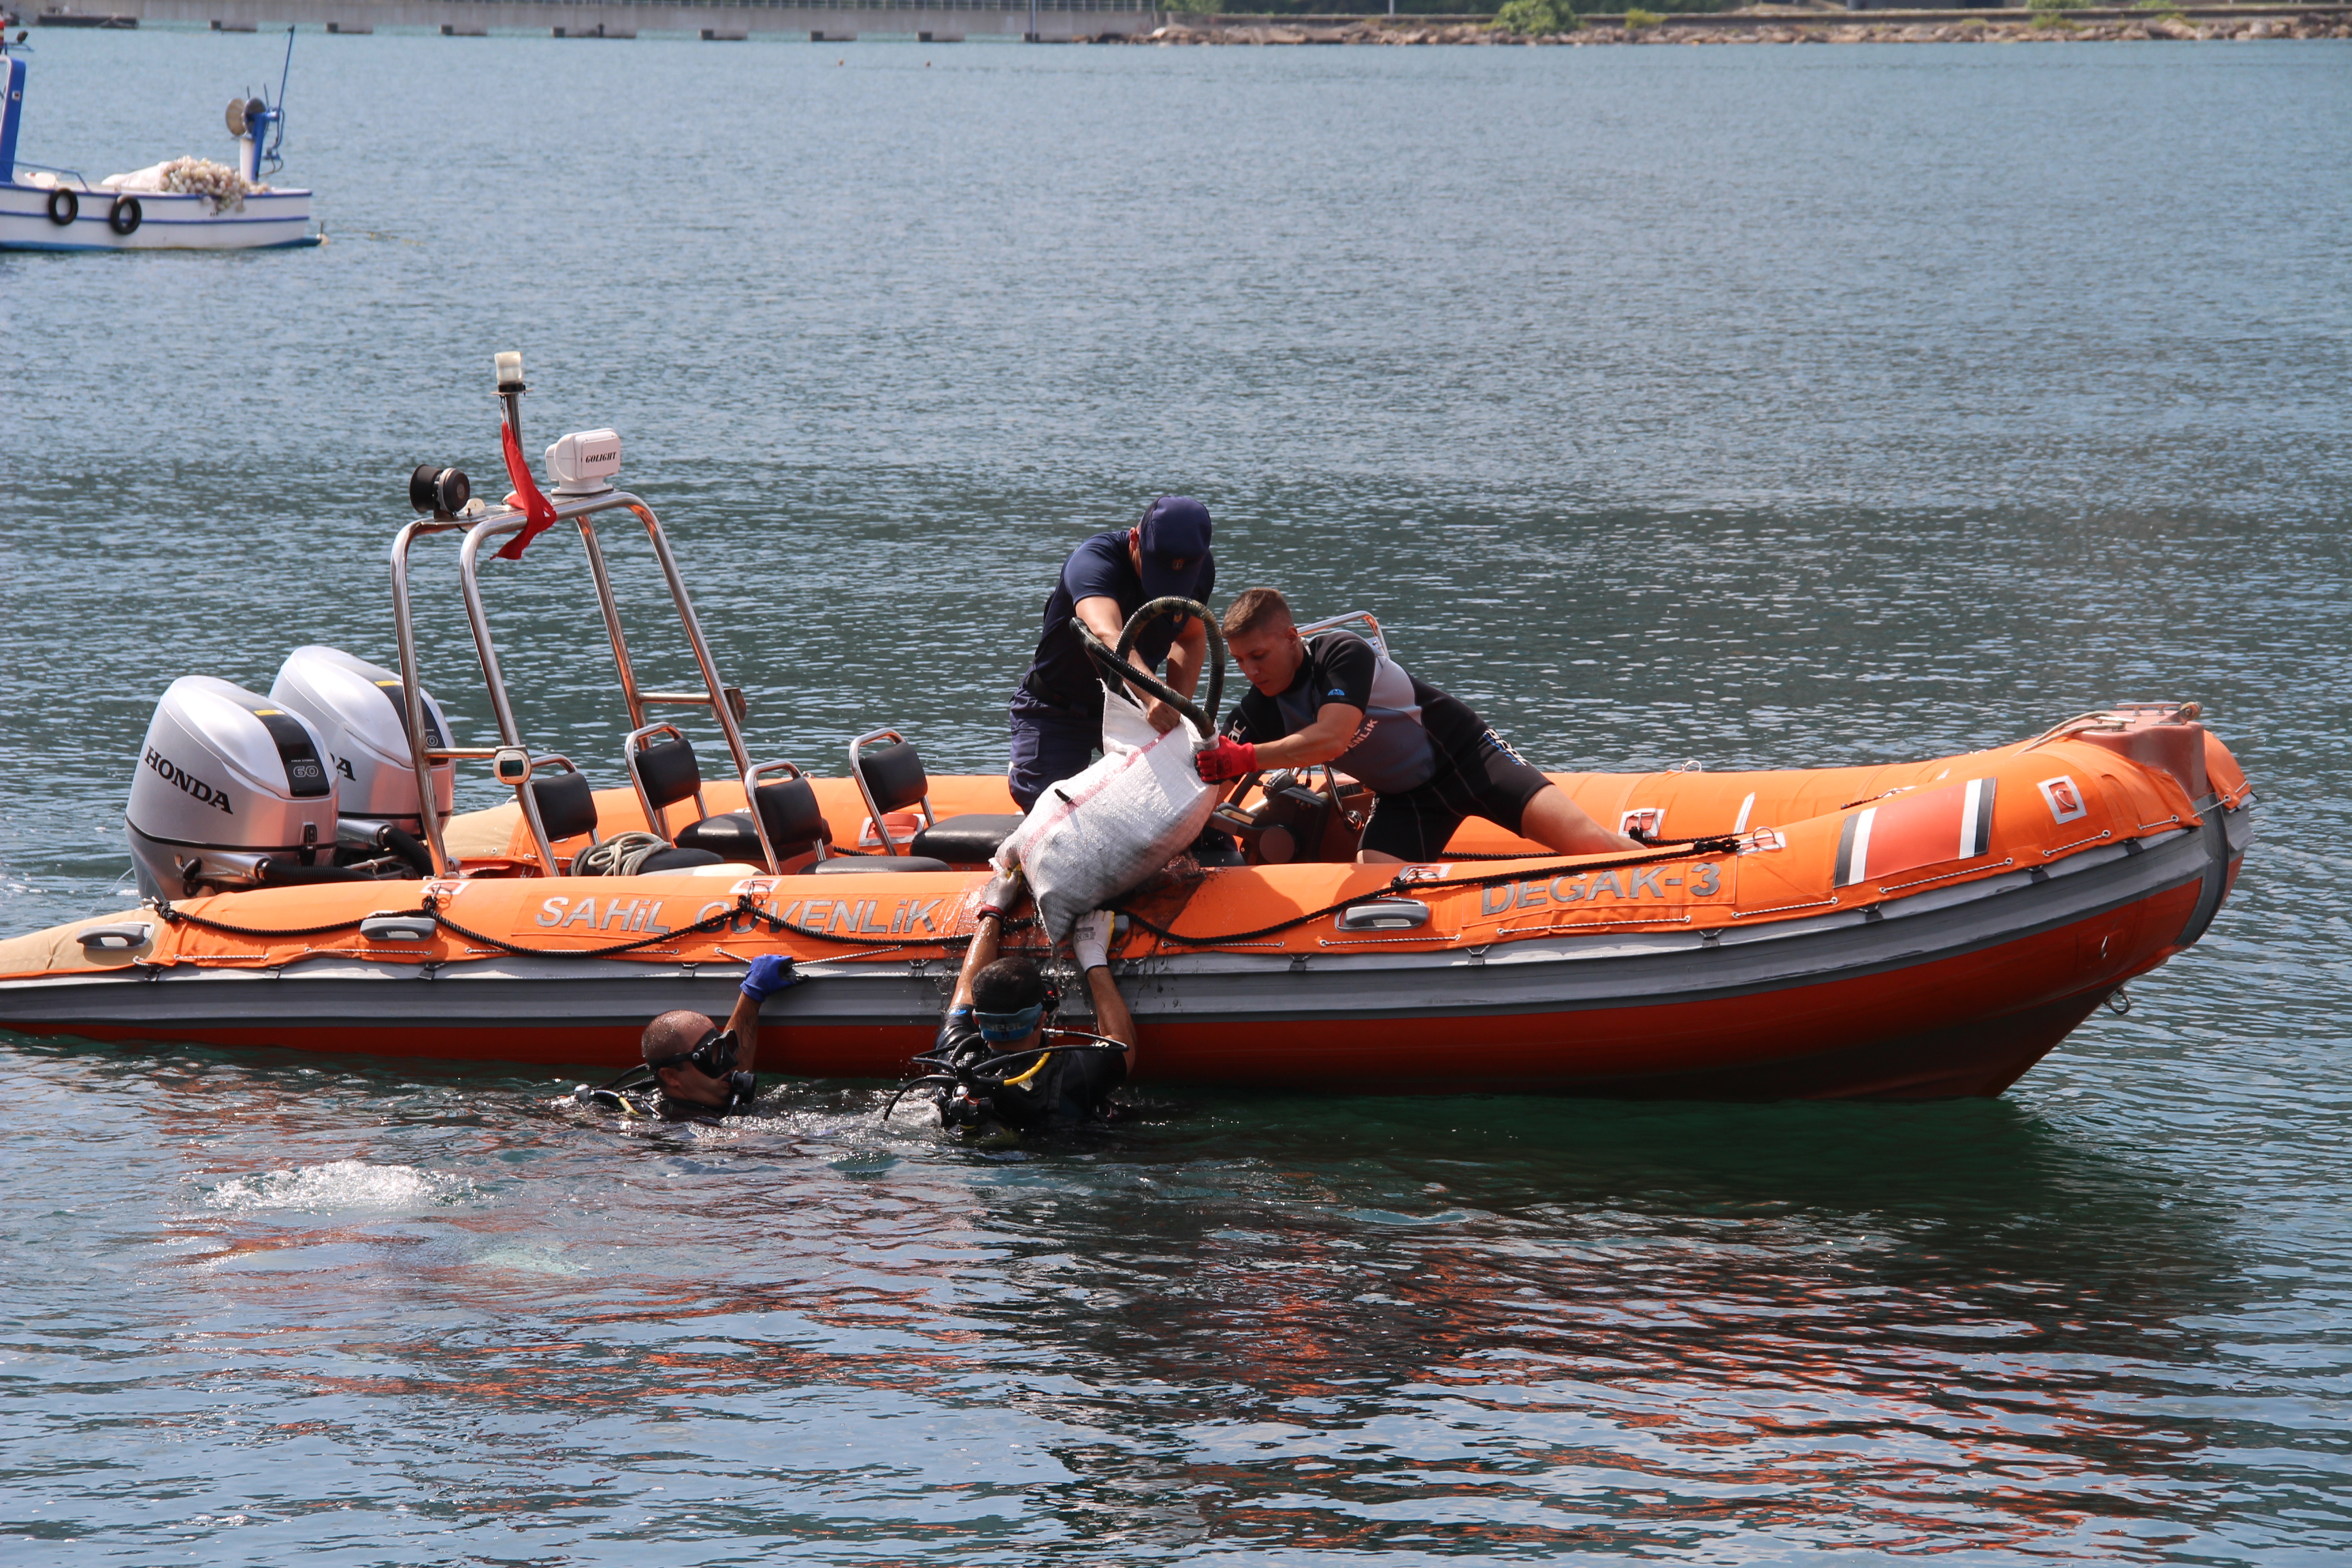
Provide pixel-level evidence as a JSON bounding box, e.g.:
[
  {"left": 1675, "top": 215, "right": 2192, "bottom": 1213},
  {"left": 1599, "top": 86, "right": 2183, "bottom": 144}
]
[
  {"left": 584, "top": 1071, "right": 762, "bottom": 1124},
  {"left": 1222, "top": 630, "right": 1554, "bottom": 863},
  {"left": 924, "top": 1007, "right": 1127, "bottom": 1134}
]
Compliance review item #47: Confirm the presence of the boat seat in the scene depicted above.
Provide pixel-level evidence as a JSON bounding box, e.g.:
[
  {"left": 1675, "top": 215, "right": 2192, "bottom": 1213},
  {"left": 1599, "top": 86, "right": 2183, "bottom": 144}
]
[
  {"left": 810, "top": 855, "right": 951, "bottom": 875},
  {"left": 626, "top": 725, "right": 711, "bottom": 842},
  {"left": 850, "top": 729, "right": 1021, "bottom": 865},
  {"left": 638, "top": 846, "right": 724, "bottom": 873},
  {"left": 911, "top": 813, "right": 1024, "bottom": 866},
  {"left": 526, "top": 768, "right": 600, "bottom": 845},
  {"left": 674, "top": 770, "right": 836, "bottom": 868}
]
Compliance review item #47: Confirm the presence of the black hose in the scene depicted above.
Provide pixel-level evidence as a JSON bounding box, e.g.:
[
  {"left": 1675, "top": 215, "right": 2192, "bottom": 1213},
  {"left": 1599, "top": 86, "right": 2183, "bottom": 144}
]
[
  {"left": 1116, "top": 596, "right": 1225, "bottom": 726},
  {"left": 378, "top": 825, "right": 435, "bottom": 877},
  {"left": 255, "top": 858, "right": 374, "bottom": 887},
  {"left": 882, "top": 1074, "right": 961, "bottom": 1120},
  {"left": 1071, "top": 595, "right": 1226, "bottom": 734}
]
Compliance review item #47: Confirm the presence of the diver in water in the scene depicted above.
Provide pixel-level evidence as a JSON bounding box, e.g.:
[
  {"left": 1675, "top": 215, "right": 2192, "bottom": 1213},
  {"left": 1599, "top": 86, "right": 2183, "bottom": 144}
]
[
  {"left": 1199, "top": 587, "right": 1635, "bottom": 864},
  {"left": 911, "top": 868, "right": 1138, "bottom": 1135},
  {"left": 1006, "top": 495, "right": 1217, "bottom": 811},
  {"left": 573, "top": 953, "right": 800, "bottom": 1122}
]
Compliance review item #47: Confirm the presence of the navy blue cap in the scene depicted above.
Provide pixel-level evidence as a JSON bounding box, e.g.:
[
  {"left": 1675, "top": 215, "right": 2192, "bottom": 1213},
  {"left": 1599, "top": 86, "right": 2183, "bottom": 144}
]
[{"left": 1136, "top": 496, "right": 1212, "bottom": 601}]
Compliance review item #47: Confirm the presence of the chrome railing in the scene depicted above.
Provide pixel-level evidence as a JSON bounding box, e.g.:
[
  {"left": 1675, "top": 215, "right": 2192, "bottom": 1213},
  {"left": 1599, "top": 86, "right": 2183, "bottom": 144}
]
[{"left": 389, "top": 489, "right": 752, "bottom": 877}]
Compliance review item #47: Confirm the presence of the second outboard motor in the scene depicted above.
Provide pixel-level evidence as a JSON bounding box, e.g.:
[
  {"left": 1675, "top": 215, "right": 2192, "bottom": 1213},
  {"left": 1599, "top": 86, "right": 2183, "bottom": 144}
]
[
  {"left": 127, "top": 676, "right": 341, "bottom": 899},
  {"left": 270, "top": 646, "right": 453, "bottom": 865}
]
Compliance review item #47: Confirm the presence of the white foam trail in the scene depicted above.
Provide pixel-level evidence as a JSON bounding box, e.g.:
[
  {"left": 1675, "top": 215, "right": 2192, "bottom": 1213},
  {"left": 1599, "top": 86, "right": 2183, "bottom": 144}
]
[{"left": 203, "top": 1159, "right": 471, "bottom": 1214}]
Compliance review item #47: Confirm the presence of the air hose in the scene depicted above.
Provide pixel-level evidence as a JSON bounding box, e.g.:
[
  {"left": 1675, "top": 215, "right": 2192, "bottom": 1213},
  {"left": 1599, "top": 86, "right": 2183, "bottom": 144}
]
[{"left": 1070, "top": 595, "right": 1227, "bottom": 735}]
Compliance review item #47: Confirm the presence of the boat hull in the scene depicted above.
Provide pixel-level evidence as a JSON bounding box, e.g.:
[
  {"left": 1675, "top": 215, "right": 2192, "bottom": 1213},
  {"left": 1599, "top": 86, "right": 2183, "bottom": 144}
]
[
  {"left": 0, "top": 801, "right": 2249, "bottom": 1099},
  {"left": 0, "top": 182, "right": 318, "bottom": 250}
]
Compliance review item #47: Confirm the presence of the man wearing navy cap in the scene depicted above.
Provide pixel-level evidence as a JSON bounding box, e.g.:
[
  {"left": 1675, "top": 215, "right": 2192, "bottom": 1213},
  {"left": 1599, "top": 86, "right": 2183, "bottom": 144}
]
[{"left": 1006, "top": 496, "right": 1218, "bottom": 811}]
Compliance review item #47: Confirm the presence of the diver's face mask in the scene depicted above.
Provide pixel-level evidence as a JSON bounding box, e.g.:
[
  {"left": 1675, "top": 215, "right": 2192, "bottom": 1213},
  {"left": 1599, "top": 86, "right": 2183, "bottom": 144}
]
[
  {"left": 651, "top": 1028, "right": 740, "bottom": 1080},
  {"left": 972, "top": 1002, "right": 1045, "bottom": 1046}
]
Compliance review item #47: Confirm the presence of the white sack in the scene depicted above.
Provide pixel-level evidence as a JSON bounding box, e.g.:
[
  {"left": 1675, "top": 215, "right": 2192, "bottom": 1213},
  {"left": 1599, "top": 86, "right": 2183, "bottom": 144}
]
[
  {"left": 101, "top": 161, "right": 173, "bottom": 192},
  {"left": 993, "top": 683, "right": 1215, "bottom": 945}
]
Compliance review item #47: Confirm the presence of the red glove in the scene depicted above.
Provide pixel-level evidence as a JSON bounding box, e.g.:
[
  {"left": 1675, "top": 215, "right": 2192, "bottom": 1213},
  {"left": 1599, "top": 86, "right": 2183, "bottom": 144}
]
[{"left": 1195, "top": 736, "right": 1258, "bottom": 783}]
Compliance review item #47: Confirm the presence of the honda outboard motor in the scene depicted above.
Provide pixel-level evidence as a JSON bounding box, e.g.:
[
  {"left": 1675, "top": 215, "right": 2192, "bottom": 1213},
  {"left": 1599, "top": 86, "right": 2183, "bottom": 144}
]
[
  {"left": 127, "top": 677, "right": 340, "bottom": 899},
  {"left": 269, "top": 646, "right": 453, "bottom": 858}
]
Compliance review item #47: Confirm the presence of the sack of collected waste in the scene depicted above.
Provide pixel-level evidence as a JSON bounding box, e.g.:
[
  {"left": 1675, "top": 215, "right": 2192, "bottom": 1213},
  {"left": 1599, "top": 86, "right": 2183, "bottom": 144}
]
[{"left": 992, "top": 683, "right": 1215, "bottom": 945}]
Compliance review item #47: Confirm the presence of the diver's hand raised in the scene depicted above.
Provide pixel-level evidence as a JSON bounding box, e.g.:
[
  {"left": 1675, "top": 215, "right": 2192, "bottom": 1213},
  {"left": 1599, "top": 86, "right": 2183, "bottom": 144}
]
[{"left": 740, "top": 953, "right": 798, "bottom": 1002}]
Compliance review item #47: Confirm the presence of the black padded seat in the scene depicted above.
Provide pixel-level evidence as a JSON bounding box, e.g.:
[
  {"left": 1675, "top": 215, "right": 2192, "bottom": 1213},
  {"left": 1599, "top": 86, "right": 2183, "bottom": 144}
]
[
  {"left": 527, "top": 771, "right": 600, "bottom": 844},
  {"left": 634, "top": 735, "right": 703, "bottom": 817},
  {"left": 854, "top": 739, "right": 930, "bottom": 817},
  {"left": 810, "top": 855, "right": 951, "bottom": 875},
  {"left": 675, "top": 811, "right": 764, "bottom": 863},
  {"left": 638, "top": 846, "right": 724, "bottom": 874},
  {"left": 910, "top": 813, "right": 1025, "bottom": 866}
]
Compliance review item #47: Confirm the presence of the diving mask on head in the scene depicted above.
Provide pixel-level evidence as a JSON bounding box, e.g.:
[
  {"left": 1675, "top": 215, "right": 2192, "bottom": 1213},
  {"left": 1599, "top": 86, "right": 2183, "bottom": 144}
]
[
  {"left": 649, "top": 1027, "right": 740, "bottom": 1079},
  {"left": 972, "top": 1002, "right": 1045, "bottom": 1045}
]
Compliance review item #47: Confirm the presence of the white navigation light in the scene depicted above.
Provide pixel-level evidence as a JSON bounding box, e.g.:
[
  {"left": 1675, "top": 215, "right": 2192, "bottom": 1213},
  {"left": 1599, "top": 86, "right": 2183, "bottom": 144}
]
[
  {"left": 545, "top": 428, "right": 621, "bottom": 495},
  {"left": 495, "top": 350, "right": 525, "bottom": 391}
]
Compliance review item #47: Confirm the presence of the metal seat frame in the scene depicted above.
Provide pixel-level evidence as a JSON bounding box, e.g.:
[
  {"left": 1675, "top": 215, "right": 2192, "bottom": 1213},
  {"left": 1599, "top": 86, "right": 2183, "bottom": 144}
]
[
  {"left": 623, "top": 721, "right": 713, "bottom": 843},
  {"left": 846, "top": 727, "right": 937, "bottom": 858}
]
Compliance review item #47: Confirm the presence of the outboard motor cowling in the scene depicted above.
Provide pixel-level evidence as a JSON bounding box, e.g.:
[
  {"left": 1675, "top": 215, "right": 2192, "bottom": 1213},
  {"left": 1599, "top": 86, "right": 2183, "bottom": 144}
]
[
  {"left": 127, "top": 676, "right": 340, "bottom": 898},
  {"left": 269, "top": 646, "right": 453, "bottom": 847}
]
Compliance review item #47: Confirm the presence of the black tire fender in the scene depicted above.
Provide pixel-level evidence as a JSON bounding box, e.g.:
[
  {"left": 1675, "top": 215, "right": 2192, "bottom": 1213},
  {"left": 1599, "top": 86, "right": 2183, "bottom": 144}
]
[
  {"left": 108, "top": 195, "right": 142, "bottom": 235},
  {"left": 46, "top": 187, "right": 79, "bottom": 226}
]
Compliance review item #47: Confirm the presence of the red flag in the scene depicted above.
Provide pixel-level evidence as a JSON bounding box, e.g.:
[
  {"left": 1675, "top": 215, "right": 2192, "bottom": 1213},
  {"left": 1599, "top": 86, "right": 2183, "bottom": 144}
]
[{"left": 493, "top": 418, "right": 559, "bottom": 561}]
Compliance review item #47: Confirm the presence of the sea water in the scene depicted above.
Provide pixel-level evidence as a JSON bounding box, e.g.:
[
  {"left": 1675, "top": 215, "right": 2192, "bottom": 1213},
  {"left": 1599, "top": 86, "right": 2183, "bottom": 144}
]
[{"left": 1, "top": 29, "right": 2348, "bottom": 1563}]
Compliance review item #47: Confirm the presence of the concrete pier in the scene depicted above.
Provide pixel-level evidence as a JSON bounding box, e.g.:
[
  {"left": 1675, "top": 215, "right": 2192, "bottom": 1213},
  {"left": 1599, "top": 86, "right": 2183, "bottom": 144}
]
[{"left": 42, "top": 0, "right": 1162, "bottom": 41}]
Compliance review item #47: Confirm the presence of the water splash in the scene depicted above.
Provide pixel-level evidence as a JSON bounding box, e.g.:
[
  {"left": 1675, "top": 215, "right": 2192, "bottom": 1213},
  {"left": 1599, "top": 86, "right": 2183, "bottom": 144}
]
[{"left": 202, "top": 1159, "right": 473, "bottom": 1214}]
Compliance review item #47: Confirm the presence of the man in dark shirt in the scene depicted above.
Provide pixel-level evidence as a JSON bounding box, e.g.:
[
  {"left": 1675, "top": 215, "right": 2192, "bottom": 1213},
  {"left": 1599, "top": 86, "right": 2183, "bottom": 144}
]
[
  {"left": 1196, "top": 587, "right": 1635, "bottom": 864},
  {"left": 1007, "top": 496, "right": 1217, "bottom": 811},
  {"left": 575, "top": 953, "right": 799, "bottom": 1122},
  {"left": 918, "top": 870, "right": 1137, "bottom": 1134}
]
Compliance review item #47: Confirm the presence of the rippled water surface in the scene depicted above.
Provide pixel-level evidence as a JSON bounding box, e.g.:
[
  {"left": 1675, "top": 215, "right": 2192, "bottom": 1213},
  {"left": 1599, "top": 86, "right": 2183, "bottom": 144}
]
[{"left": 3, "top": 27, "right": 2350, "bottom": 1565}]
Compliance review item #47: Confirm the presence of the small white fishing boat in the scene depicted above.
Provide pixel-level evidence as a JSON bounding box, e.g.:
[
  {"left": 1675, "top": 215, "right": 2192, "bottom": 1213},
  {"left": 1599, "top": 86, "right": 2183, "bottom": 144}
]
[{"left": 0, "top": 28, "right": 317, "bottom": 252}]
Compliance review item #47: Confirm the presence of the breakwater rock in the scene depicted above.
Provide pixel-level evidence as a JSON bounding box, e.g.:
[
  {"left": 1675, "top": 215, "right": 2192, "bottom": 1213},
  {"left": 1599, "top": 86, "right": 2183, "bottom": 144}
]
[{"left": 1109, "top": 9, "right": 2352, "bottom": 44}]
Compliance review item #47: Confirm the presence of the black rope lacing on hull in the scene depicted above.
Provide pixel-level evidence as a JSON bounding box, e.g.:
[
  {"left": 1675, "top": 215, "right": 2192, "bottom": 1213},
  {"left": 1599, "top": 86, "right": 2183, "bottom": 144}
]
[
  {"left": 152, "top": 892, "right": 993, "bottom": 960},
  {"left": 1112, "top": 835, "right": 1742, "bottom": 947},
  {"left": 146, "top": 836, "right": 1744, "bottom": 960}
]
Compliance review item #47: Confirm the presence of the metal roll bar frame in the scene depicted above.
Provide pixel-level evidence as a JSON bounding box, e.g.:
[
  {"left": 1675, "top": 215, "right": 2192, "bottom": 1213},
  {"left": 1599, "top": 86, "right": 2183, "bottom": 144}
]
[
  {"left": 1295, "top": 608, "right": 1387, "bottom": 658},
  {"left": 389, "top": 489, "right": 753, "bottom": 877}
]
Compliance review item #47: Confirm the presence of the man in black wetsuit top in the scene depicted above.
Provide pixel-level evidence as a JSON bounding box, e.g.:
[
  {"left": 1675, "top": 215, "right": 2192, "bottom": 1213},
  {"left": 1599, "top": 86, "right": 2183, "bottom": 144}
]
[
  {"left": 1195, "top": 587, "right": 1635, "bottom": 864},
  {"left": 1006, "top": 497, "right": 1217, "bottom": 812},
  {"left": 919, "top": 870, "right": 1137, "bottom": 1135},
  {"left": 576, "top": 953, "right": 800, "bottom": 1122}
]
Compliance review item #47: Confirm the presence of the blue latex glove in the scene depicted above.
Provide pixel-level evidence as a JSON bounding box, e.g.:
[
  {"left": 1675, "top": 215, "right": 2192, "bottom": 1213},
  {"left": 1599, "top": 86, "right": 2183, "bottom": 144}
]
[{"left": 740, "top": 953, "right": 798, "bottom": 1002}]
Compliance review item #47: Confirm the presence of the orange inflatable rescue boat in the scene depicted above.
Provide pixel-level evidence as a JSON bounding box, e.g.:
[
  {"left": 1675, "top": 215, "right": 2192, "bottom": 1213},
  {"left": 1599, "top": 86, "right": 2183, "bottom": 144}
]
[{"left": 0, "top": 383, "right": 2254, "bottom": 1099}]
